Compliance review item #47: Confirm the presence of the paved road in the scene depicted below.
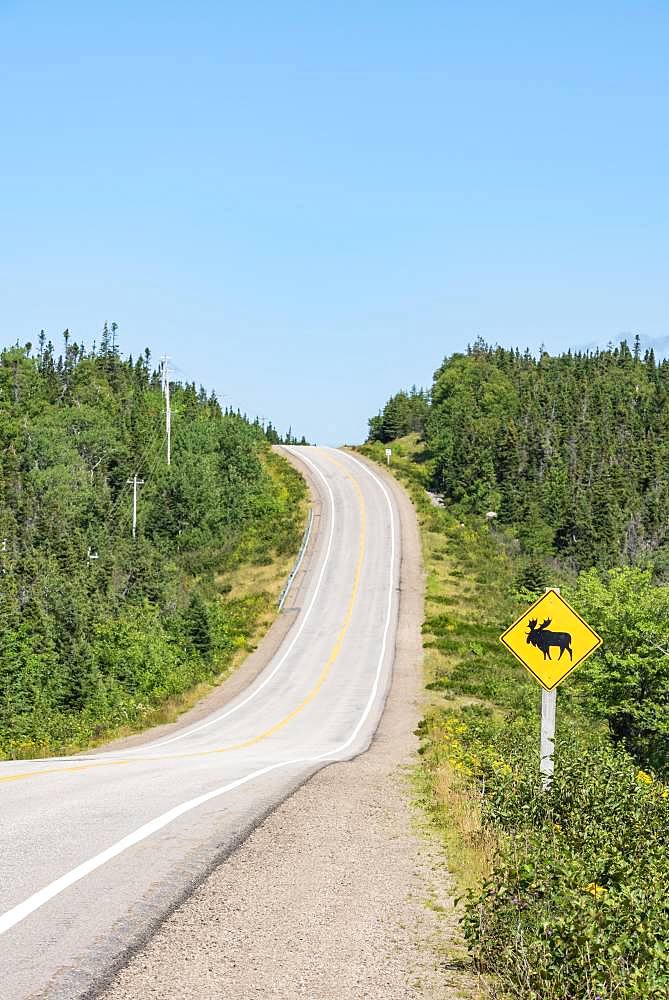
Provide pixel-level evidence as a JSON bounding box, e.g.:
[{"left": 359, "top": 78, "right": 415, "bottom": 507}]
[{"left": 0, "top": 447, "right": 400, "bottom": 1000}]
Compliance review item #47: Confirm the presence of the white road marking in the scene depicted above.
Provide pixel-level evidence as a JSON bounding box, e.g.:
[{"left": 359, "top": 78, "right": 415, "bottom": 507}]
[{"left": 0, "top": 450, "right": 397, "bottom": 937}]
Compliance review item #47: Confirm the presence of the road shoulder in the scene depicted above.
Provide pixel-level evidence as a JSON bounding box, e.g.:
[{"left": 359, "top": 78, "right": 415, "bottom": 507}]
[{"left": 99, "top": 453, "right": 474, "bottom": 1000}]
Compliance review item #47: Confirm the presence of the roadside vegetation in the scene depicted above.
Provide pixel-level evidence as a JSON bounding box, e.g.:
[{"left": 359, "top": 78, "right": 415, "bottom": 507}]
[
  {"left": 0, "top": 330, "right": 307, "bottom": 758},
  {"left": 360, "top": 341, "right": 669, "bottom": 1000}
]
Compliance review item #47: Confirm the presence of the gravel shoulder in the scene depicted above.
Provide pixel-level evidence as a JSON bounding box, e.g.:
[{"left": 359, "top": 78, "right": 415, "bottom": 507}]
[{"left": 99, "top": 454, "right": 474, "bottom": 1000}]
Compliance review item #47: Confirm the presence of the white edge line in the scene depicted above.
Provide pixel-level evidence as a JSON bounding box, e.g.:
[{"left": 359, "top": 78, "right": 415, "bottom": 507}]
[{"left": 0, "top": 448, "right": 397, "bottom": 937}]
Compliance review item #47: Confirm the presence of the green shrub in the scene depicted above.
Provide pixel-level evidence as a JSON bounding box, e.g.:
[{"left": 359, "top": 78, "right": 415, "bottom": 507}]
[
  {"left": 569, "top": 568, "right": 669, "bottom": 778},
  {"left": 461, "top": 728, "right": 669, "bottom": 999},
  {"left": 419, "top": 706, "right": 669, "bottom": 999}
]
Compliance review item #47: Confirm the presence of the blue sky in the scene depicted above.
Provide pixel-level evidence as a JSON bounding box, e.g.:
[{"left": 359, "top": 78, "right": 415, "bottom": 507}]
[{"left": 1, "top": 2, "right": 667, "bottom": 443}]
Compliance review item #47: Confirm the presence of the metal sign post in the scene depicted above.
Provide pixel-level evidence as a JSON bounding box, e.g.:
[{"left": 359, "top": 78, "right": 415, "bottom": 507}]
[
  {"left": 385, "top": 447, "right": 392, "bottom": 465},
  {"left": 540, "top": 685, "right": 557, "bottom": 790},
  {"left": 540, "top": 587, "right": 558, "bottom": 790}
]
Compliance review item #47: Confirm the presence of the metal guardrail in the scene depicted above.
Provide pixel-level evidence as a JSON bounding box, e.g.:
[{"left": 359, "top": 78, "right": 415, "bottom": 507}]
[{"left": 278, "top": 506, "right": 314, "bottom": 611}]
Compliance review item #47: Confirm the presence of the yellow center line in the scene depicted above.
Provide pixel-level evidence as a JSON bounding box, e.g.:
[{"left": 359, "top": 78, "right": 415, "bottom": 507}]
[
  {"left": 0, "top": 760, "right": 134, "bottom": 785},
  {"left": 0, "top": 453, "right": 366, "bottom": 786},
  {"left": 207, "top": 454, "right": 366, "bottom": 756}
]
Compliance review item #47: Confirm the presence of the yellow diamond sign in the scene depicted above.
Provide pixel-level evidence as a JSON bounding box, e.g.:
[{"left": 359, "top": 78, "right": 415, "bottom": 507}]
[{"left": 500, "top": 589, "right": 602, "bottom": 690}]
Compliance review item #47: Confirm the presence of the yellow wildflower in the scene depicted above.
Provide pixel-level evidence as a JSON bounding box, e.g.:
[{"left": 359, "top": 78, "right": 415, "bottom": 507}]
[
  {"left": 636, "top": 770, "right": 653, "bottom": 784},
  {"left": 493, "top": 760, "right": 512, "bottom": 775},
  {"left": 583, "top": 883, "right": 607, "bottom": 899}
]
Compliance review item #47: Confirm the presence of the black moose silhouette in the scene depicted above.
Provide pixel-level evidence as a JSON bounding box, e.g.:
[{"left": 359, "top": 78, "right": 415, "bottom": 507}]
[{"left": 526, "top": 618, "right": 573, "bottom": 661}]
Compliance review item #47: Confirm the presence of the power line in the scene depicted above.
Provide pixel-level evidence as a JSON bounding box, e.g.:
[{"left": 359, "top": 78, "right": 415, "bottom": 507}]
[
  {"left": 102, "top": 428, "right": 166, "bottom": 531},
  {"left": 171, "top": 361, "right": 232, "bottom": 408}
]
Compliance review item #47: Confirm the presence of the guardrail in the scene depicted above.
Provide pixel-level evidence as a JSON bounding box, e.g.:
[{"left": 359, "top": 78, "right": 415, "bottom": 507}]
[{"left": 278, "top": 507, "right": 314, "bottom": 611}]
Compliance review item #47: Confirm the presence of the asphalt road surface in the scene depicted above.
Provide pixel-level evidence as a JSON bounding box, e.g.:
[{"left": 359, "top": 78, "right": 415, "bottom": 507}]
[{"left": 0, "top": 447, "right": 401, "bottom": 999}]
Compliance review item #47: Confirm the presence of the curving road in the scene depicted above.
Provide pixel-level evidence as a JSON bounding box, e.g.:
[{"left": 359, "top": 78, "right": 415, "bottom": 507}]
[{"left": 0, "top": 447, "right": 401, "bottom": 1000}]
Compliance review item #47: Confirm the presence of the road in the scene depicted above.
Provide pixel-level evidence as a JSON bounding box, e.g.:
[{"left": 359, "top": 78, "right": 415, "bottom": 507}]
[{"left": 0, "top": 447, "right": 400, "bottom": 1000}]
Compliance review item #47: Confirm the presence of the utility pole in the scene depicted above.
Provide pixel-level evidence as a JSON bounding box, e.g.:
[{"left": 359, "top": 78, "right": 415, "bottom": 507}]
[
  {"left": 161, "top": 355, "right": 171, "bottom": 466},
  {"left": 126, "top": 475, "right": 144, "bottom": 539}
]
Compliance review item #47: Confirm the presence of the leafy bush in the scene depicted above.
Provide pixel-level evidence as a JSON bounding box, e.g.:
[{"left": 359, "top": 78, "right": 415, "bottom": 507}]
[
  {"left": 446, "top": 711, "right": 669, "bottom": 999},
  {"left": 569, "top": 568, "right": 669, "bottom": 778}
]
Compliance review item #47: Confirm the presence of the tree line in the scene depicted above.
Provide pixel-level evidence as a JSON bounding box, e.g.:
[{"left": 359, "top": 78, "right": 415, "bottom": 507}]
[
  {"left": 0, "top": 328, "right": 305, "bottom": 756},
  {"left": 369, "top": 337, "right": 669, "bottom": 572}
]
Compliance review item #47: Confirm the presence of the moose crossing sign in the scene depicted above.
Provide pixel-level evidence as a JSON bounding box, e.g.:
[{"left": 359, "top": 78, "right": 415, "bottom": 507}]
[{"left": 500, "top": 589, "right": 602, "bottom": 690}]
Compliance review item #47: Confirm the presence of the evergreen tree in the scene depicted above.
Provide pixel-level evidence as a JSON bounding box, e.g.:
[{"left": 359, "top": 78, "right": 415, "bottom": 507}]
[{"left": 370, "top": 340, "right": 669, "bottom": 570}]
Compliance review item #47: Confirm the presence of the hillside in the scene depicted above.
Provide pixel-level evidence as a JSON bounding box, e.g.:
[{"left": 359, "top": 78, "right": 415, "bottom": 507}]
[
  {"left": 369, "top": 339, "right": 669, "bottom": 571},
  {"left": 0, "top": 332, "right": 306, "bottom": 757}
]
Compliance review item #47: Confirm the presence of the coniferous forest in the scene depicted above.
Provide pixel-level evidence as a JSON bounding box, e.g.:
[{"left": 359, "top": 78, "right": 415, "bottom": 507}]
[
  {"left": 0, "top": 329, "right": 305, "bottom": 757},
  {"left": 370, "top": 338, "right": 669, "bottom": 572}
]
